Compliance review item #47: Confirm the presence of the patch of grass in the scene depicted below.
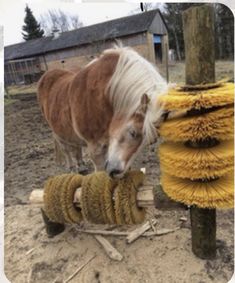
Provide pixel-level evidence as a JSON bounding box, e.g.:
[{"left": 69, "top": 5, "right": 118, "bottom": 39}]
[
  {"left": 158, "top": 60, "right": 234, "bottom": 84},
  {"left": 4, "top": 98, "right": 17, "bottom": 105},
  {"left": 6, "top": 83, "right": 37, "bottom": 96},
  {"left": 215, "top": 61, "right": 234, "bottom": 81}
]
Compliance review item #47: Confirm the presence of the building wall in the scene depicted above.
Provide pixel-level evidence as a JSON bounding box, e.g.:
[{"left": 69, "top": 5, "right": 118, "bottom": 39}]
[
  {"left": 146, "top": 32, "right": 156, "bottom": 63},
  {"left": 47, "top": 43, "right": 152, "bottom": 71},
  {"left": 39, "top": 33, "right": 154, "bottom": 71},
  {"left": 149, "top": 13, "right": 168, "bottom": 35}
]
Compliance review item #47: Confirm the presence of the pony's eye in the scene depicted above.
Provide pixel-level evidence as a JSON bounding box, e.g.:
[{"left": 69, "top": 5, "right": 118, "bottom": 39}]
[
  {"left": 129, "top": 129, "right": 137, "bottom": 139},
  {"left": 102, "top": 144, "right": 108, "bottom": 151}
]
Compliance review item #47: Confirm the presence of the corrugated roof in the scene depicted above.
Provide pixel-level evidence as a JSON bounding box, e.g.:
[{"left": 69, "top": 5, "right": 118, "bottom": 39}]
[{"left": 5, "top": 9, "right": 165, "bottom": 61}]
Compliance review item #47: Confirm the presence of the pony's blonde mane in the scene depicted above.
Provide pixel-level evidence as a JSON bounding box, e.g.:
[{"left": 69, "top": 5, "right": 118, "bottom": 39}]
[{"left": 105, "top": 46, "right": 168, "bottom": 143}]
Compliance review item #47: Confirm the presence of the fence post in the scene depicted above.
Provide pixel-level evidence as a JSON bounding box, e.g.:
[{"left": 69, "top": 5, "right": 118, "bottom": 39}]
[{"left": 182, "top": 5, "right": 216, "bottom": 259}]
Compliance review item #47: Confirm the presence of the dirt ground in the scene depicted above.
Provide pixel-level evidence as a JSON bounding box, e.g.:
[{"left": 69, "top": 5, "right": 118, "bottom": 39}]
[{"left": 4, "top": 62, "right": 234, "bottom": 283}]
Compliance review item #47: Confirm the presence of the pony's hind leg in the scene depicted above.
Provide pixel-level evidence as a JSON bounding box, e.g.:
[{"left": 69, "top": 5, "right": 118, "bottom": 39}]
[
  {"left": 53, "top": 135, "right": 75, "bottom": 171},
  {"left": 53, "top": 137, "right": 64, "bottom": 166},
  {"left": 53, "top": 134, "right": 89, "bottom": 173}
]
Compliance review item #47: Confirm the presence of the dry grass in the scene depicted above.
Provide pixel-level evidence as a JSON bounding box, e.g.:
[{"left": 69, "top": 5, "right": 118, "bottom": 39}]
[
  {"left": 6, "top": 83, "right": 37, "bottom": 95},
  {"left": 4, "top": 98, "right": 17, "bottom": 105},
  {"left": 158, "top": 60, "right": 234, "bottom": 84},
  {"left": 4, "top": 83, "right": 37, "bottom": 105}
]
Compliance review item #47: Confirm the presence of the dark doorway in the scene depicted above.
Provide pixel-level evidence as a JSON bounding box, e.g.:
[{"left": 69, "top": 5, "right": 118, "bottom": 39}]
[{"left": 153, "top": 34, "right": 162, "bottom": 63}]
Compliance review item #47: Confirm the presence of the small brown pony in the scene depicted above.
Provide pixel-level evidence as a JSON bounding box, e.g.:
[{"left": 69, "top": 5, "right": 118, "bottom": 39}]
[{"left": 37, "top": 46, "right": 168, "bottom": 177}]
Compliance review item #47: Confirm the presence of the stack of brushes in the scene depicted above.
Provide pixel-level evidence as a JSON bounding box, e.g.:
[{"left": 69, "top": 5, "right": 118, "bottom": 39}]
[{"left": 158, "top": 81, "right": 234, "bottom": 209}]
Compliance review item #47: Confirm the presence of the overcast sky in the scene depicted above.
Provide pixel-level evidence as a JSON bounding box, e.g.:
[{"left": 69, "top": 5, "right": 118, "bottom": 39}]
[{"left": 0, "top": 0, "right": 145, "bottom": 46}]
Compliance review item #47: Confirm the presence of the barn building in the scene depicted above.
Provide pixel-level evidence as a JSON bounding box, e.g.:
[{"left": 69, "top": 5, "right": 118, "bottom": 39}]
[{"left": 4, "top": 9, "right": 168, "bottom": 86}]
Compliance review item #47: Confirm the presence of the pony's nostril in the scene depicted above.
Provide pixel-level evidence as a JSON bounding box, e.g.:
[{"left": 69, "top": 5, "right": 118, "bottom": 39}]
[{"left": 110, "top": 169, "right": 121, "bottom": 178}]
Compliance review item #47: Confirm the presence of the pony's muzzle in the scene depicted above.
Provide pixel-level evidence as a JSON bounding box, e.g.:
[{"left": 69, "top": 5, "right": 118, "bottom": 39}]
[{"left": 105, "top": 160, "right": 123, "bottom": 178}]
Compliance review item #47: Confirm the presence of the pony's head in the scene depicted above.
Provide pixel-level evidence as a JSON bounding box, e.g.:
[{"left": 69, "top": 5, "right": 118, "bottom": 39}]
[
  {"left": 106, "top": 94, "right": 151, "bottom": 177},
  {"left": 104, "top": 46, "right": 168, "bottom": 178}
]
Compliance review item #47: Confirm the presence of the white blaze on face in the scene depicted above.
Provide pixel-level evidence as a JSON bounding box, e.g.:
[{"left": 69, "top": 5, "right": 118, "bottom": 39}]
[
  {"left": 107, "top": 137, "right": 125, "bottom": 173},
  {"left": 106, "top": 119, "right": 145, "bottom": 177}
]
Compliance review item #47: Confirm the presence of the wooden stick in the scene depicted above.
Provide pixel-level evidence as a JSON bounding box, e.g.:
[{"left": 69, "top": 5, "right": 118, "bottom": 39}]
[
  {"left": 149, "top": 219, "right": 156, "bottom": 232},
  {"left": 94, "top": 235, "right": 123, "bottom": 261},
  {"left": 29, "top": 186, "right": 154, "bottom": 208},
  {"left": 75, "top": 228, "right": 128, "bottom": 237},
  {"left": 144, "top": 227, "right": 180, "bottom": 236},
  {"left": 126, "top": 219, "right": 157, "bottom": 244},
  {"left": 29, "top": 185, "right": 185, "bottom": 211},
  {"left": 74, "top": 226, "right": 180, "bottom": 238},
  {"left": 63, "top": 255, "right": 96, "bottom": 283},
  {"left": 25, "top": 247, "right": 36, "bottom": 256}
]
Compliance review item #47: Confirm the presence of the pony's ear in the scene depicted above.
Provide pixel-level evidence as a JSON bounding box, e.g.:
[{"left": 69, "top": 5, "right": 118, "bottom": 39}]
[{"left": 135, "top": 93, "right": 150, "bottom": 116}]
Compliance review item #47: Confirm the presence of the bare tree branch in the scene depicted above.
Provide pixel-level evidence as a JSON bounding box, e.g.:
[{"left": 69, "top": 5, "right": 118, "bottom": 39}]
[{"left": 39, "top": 9, "right": 83, "bottom": 36}]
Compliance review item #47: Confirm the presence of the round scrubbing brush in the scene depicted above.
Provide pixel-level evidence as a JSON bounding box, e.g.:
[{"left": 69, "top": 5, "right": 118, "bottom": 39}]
[
  {"left": 161, "top": 172, "right": 234, "bottom": 209},
  {"left": 81, "top": 171, "right": 146, "bottom": 225},
  {"left": 159, "top": 140, "right": 234, "bottom": 180},
  {"left": 159, "top": 82, "right": 234, "bottom": 111},
  {"left": 81, "top": 172, "right": 117, "bottom": 224},
  {"left": 159, "top": 106, "right": 234, "bottom": 142},
  {"left": 114, "top": 171, "right": 146, "bottom": 225},
  {"left": 43, "top": 174, "right": 83, "bottom": 224}
]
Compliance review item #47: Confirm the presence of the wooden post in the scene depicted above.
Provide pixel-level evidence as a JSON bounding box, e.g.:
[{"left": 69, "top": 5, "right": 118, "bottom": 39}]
[
  {"left": 183, "top": 5, "right": 215, "bottom": 85},
  {"left": 165, "top": 42, "right": 169, "bottom": 83},
  {"left": 190, "top": 207, "right": 216, "bottom": 259},
  {"left": 183, "top": 5, "right": 216, "bottom": 259},
  {"left": 154, "top": 185, "right": 187, "bottom": 210}
]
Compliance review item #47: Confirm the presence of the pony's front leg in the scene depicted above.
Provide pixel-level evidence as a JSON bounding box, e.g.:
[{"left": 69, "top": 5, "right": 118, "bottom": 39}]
[{"left": 74, "top": 145, "right": 89, "bottom": 174}]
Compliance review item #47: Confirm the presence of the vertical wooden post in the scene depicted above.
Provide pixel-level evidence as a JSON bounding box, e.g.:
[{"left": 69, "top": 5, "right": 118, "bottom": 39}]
[
  {"left": 183, "top": 5, "right": 215, "bottom": 85},
  {"left": 165, "top": 42, "right": 169, "bottom": 83},
  {"left": 182, "top": 5, "right": 216, "bottom": 259}
]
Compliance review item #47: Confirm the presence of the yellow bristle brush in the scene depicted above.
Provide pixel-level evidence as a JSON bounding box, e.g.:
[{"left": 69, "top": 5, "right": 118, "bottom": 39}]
[
  {"left": 159, "top": 82, "right": 234, "bottom": 111},
  {"left": 159, "top": 106, "right": 234, "bottom": 142},
  {"left": 161, "top": 173, "right": 234, "bottom": 209},
  {"left": 159, "top": 140, "right": 234, "bottom": 180}
]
